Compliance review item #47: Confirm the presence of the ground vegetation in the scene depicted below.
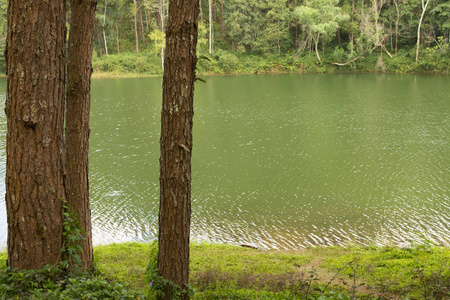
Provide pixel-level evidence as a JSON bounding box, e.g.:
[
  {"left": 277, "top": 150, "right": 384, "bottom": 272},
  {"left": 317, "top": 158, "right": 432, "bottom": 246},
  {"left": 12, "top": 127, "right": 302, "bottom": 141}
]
[{"left": 1, "top": 242, "right": 450, "bottom": 299}]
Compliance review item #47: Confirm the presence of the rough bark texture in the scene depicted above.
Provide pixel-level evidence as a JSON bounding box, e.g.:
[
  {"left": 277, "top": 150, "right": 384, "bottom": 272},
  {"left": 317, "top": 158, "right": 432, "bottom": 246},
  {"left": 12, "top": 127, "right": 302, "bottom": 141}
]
[
  {"left": 5, "top": 0, "right": 66, "bottom": 269},
  {"left": 66, "top": 0, "right": 97, "bottom": 270},
  {"left": 157, "top": 0, "right": 199, "bottom": 298}
]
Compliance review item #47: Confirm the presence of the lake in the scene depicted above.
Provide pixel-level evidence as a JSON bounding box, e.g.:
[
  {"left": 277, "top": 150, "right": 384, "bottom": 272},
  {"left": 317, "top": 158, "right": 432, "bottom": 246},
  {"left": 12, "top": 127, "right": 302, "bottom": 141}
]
[{"left": 0, "top": 74, "right": 449, "bottom": 249}]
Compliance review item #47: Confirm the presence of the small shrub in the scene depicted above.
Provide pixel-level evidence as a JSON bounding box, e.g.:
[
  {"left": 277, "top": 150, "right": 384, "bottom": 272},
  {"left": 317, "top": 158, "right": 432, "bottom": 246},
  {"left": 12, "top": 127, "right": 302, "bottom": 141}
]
[{"left": 215, "top": 50, "right": 239, "bottom": 73}]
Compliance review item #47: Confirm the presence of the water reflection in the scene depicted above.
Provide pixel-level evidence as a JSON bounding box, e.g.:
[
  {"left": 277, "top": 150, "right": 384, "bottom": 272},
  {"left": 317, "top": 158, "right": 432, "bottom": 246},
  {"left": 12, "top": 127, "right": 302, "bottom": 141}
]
[{"left": 0, "top": 74, "right": 449, "bottom": 249}]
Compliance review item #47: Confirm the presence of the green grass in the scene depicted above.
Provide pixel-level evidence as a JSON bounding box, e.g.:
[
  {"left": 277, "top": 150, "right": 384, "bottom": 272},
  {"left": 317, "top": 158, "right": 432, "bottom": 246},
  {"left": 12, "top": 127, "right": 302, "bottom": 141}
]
[
  {"left": 2, "top": 242, "right": 450, "bottom": 299},
  {"left": 94, "top": 242, "right": 153, "bottom": 292}
]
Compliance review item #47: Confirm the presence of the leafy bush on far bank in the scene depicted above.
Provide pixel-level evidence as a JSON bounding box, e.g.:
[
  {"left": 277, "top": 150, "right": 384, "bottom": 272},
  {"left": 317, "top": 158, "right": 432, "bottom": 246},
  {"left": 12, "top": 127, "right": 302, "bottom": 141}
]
[
  {"left": 92, "top": 52, "right": 163, "bottom": 75},
  {"left": 92, "top": 46, "right": 450, "bottom": 77}
]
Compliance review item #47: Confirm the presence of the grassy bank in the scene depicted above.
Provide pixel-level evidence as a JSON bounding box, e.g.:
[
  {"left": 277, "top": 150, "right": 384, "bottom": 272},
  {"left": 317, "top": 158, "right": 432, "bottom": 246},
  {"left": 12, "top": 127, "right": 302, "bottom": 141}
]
[
  {"left": 91, "top": 48, "right": 450, "bottom": 79},
  {"left": 96, "top": 242, "right": 450, "bottom": 299},
  {"left": 2, "top": 242, "right": 448, "bottom": 299}
]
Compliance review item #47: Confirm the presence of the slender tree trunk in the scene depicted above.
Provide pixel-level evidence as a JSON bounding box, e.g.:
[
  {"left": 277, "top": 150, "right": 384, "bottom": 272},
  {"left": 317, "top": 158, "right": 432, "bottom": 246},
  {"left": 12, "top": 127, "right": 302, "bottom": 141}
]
[
  {"left": 277, "top": 19, "right": 281, "bottom": 55},
  {"left": 314, "top": 34, "right": 321, "bottom": 63},
  {"left": 102, "top": 2, "right": 109, "bottom": 55},
  {"left": 428, "top": 20, "right": 433, "bottom": 47},
  {"left": 158, "top": 0, "right": 199, "bottom": 298},
  {"left": 66, "top": 0, "right": 96, "bottom": 270},
  {"left": 390, "top": 23, "right": 393, "bottom": 51},
  {"left": 220, "top": 0, "right": 224, "bottom": 39},
  {"left": 200, "top": 0, "right": 203, "bottom": 23},
  {"left": 137, "top": 0, "right": 146, "bottom": 46},
  {"left": 155, "top": 33, "right": 159, "bottom": 56},
  {"left": 116, "top": 19, "right": 120, "bottom": 54},
  {"left": 145, "top": 6, "right": 151, "bottom": 32},
  {"left": 160, "top": 0, "right": 166, "bottom": 71},
  {"left": 323, "top": 40, "right": 325, "bottom": 57},
  {"left": 395, "top": 21, "right": 399, "bottom": 55},
  {"left": 153, "top": 9, "right": 161, "bottom": 31},
  {"left": 394, "top": 1, "right": 399, "bottom": 56},
  {"left": 96, "top": 25, "right": 103, "bottom": 57},
  {"left": 416, "top": 0, "right": 430, "bottom": 63},
  {"left": 5, "top": 0, "right": 66, "bottom": 270},
  {"left": 209, "top": 0, "right": 213, "bottom": 54},
  {"left": 337, "top": 28, "right": 341, "bottom": 44},
  {"left": 120, "top": 13, "right": 125, "bottom": 38},
  {"left": 133, "top": 0, "right": 139, "bottom": 53},
  {"left": 350, "top": 33, "right": 354, "bottom": 55},
  {"left": 102, "top": 29, "right": 108, "bottom": 55}
]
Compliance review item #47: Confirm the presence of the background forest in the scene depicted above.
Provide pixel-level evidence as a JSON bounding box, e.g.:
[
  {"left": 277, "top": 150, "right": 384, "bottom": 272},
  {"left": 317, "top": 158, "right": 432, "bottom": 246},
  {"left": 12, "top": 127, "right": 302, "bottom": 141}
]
[{"left": 0, "top": 0, "right": 449, "bottom": 74}]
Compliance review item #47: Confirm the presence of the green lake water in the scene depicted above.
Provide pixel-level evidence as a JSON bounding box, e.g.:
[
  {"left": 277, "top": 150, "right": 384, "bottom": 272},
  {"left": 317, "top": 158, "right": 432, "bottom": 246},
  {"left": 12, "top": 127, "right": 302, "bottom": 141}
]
[{"left": 0, "top": 74, "right": 449, "bottom": 249}]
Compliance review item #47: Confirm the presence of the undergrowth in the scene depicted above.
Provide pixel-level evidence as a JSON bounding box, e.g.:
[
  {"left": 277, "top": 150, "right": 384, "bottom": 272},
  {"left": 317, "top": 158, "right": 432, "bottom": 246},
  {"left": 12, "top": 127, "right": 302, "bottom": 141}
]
[
  {"left": 92, "top": 47, "right": 450, "bottom": 78},
  {"left": 1, "top": 241, "right": 450, "bottom": 299},
  {"left": 0, "top": 202, "right": 145, "bottom": 300}
]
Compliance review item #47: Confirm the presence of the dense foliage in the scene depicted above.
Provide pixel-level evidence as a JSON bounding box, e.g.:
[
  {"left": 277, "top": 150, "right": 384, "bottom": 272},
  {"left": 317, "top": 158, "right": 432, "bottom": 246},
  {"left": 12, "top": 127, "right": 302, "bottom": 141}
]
[
  {"left": 0, "top": 0, "right": 449, "bottom": 74},
  {"left": 91, "top": 0, "right": 449, "bottom": 74}
]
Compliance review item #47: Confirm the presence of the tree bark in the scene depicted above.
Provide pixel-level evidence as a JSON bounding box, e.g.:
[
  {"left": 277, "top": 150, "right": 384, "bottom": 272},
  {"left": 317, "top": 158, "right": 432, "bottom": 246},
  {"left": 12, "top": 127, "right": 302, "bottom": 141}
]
[
  {"left": 66, "top": 0, "right": 97, "bottom": 271},
  {"left": 5, "top": 0, "right": 66, "bottom": 270},
  {"left": 158, "top": 0, "right": 199, "bottom": 298}
]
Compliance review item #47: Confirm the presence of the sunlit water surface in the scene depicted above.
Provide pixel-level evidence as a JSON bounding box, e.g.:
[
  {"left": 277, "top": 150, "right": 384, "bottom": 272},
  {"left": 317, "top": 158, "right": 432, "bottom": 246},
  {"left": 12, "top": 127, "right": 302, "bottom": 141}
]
[{"left": 0, "top": 74, "right": 449, "bottom": 249}]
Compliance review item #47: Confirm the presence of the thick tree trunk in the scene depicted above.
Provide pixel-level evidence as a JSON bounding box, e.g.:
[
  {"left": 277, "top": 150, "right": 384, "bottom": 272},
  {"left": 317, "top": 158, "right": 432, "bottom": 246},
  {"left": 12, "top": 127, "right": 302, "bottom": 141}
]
[
  {"left": 157, "top": 0, "right": 199, "bottom": 298},
  {"left": 66, "top": 0, "right": 96, "bottom": 271},
  {"left": 5, "top": 0, "right": 66, "bottom": 270}
]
